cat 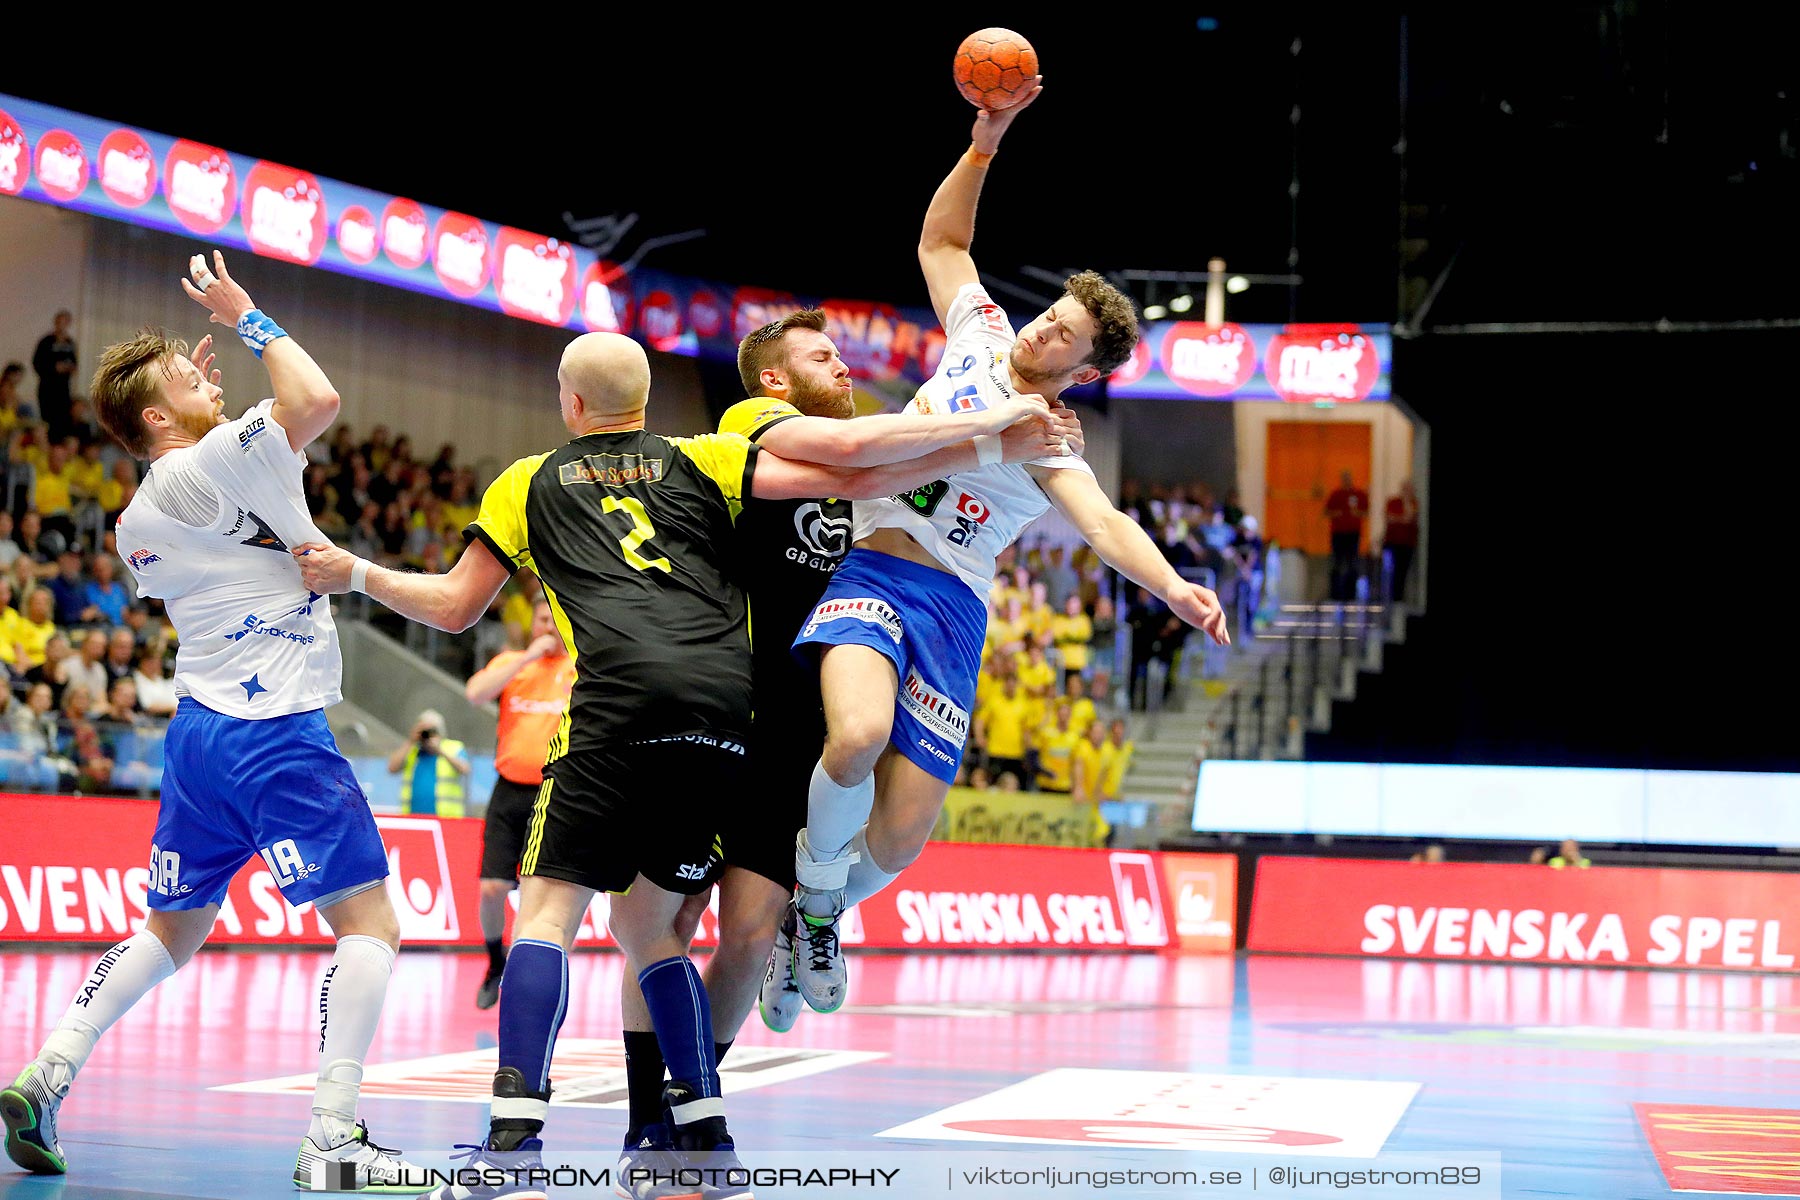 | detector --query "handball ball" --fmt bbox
[953,28,1039,111]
